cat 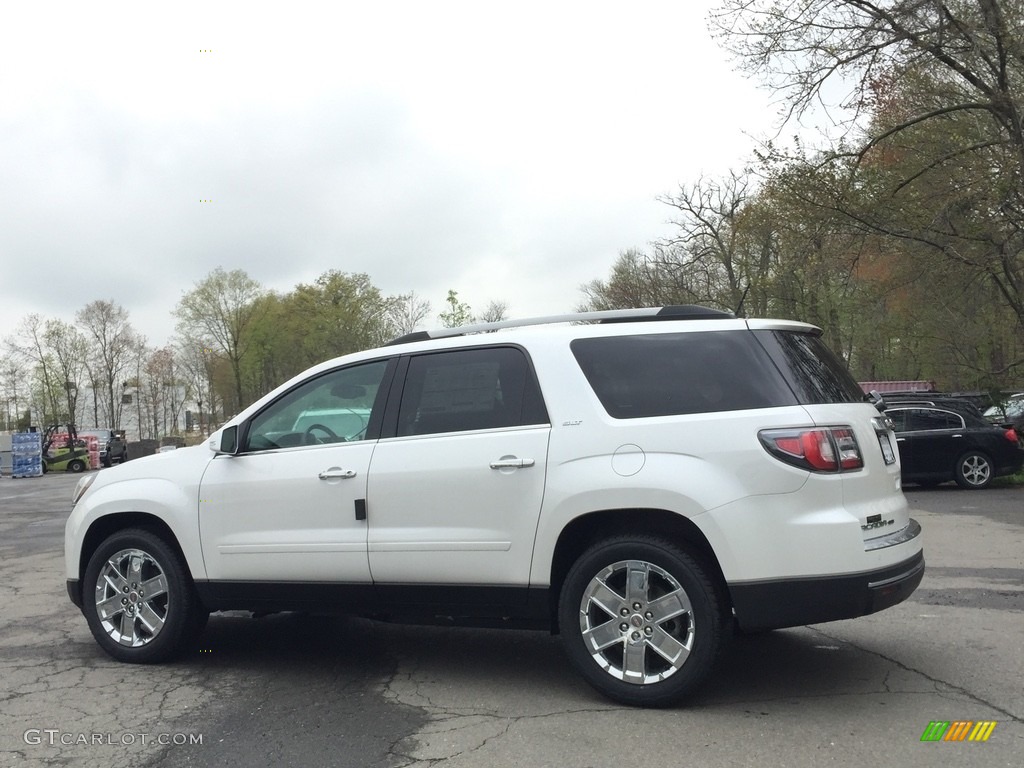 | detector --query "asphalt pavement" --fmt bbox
[1,472,1020,767]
